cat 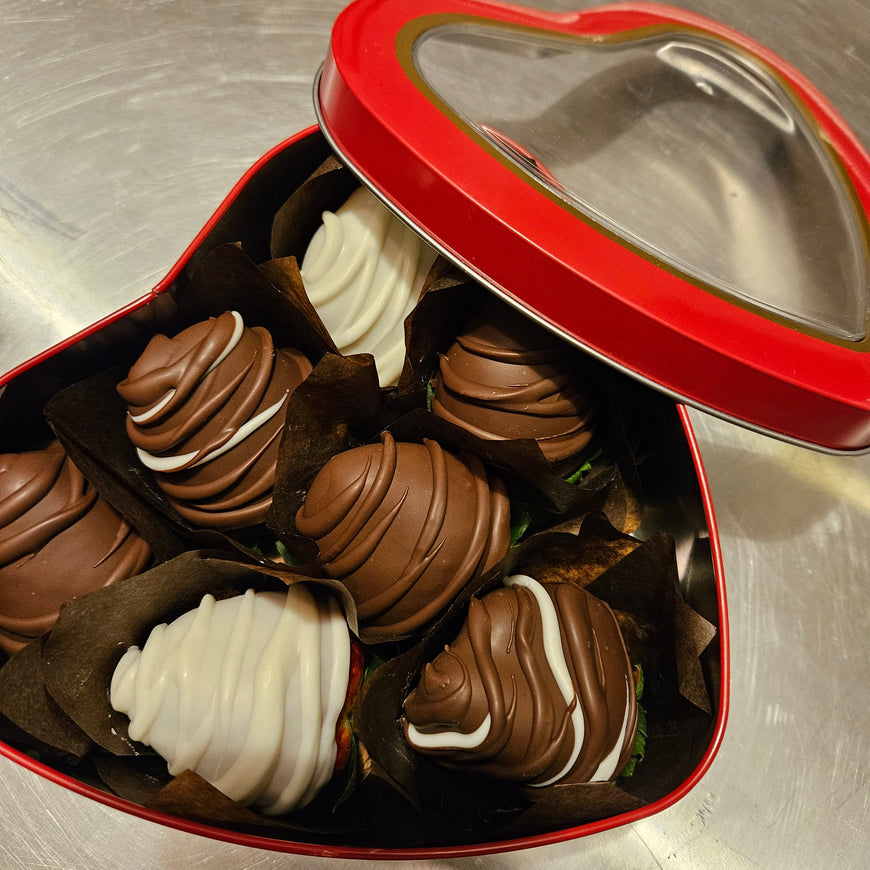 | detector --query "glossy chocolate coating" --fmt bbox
[432,303,595,468]
[0,440,151,655]
[118,310,312,529]
[110,586,351,815]
[295,431,510,638]
[403,574,638,785]
[300,186,438,387]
